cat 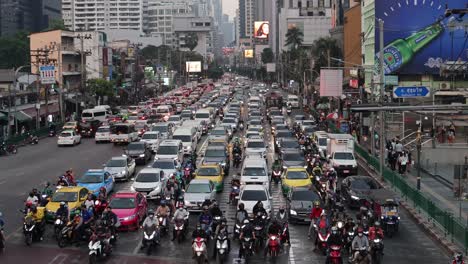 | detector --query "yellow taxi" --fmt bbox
[45,186,89,222]
[281,167,313,196]
[194,164,224,192]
